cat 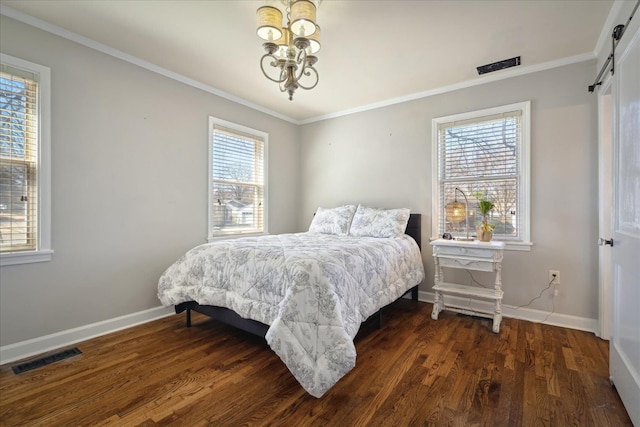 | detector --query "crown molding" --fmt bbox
[300,52,595,124]
[0,5,299,124]
[1,4,599,127]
